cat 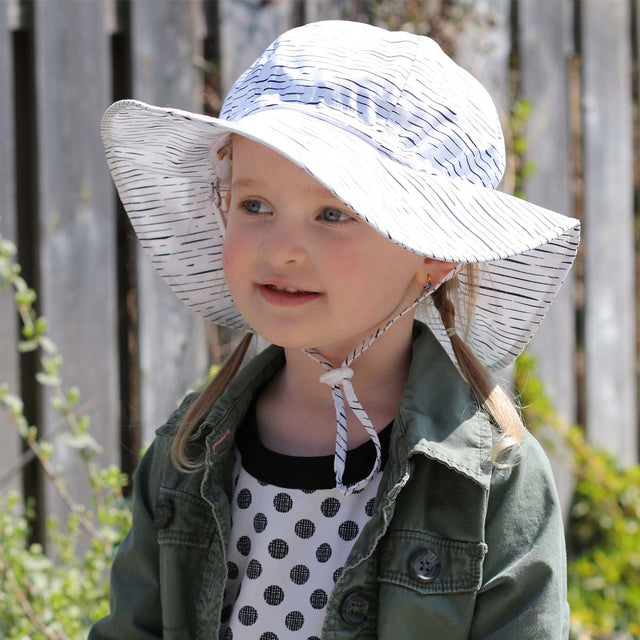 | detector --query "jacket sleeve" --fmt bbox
[88,435,169,639]
[470,433,569,639]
